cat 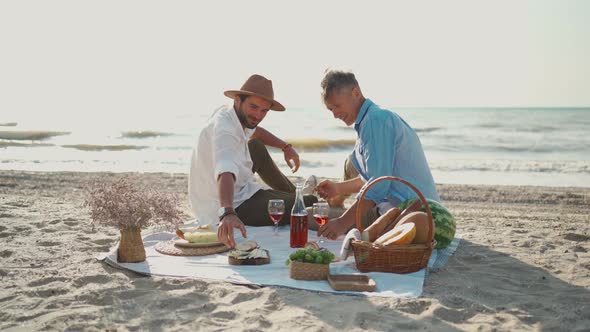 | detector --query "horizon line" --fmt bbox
[287,105,590,110]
